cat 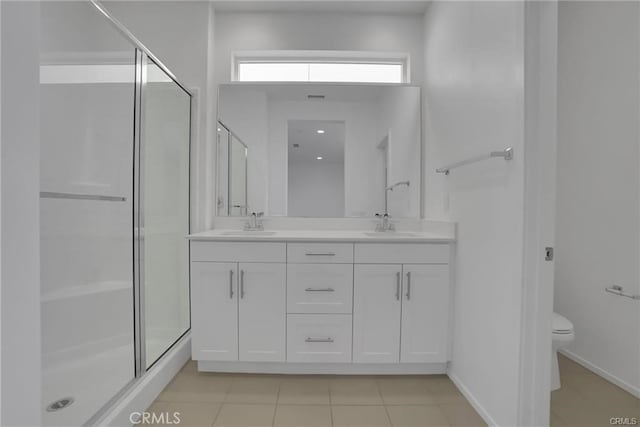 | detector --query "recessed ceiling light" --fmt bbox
[316,156,323,160]
[217,127,221,132]
[316,129,325,134]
